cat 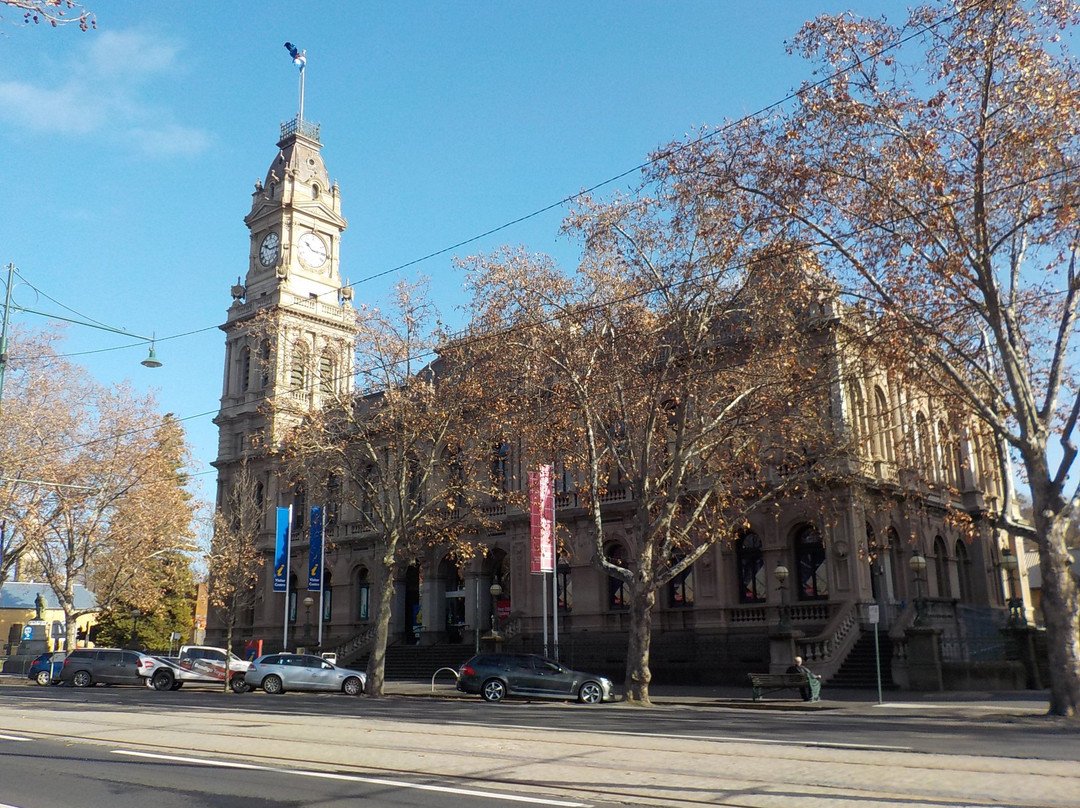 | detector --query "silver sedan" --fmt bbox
[244,653,366,696]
